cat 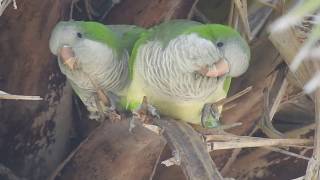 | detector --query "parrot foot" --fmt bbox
[128,116,136,133]
[108,110,121,123]
[92,91,121,123]
[201,103,221,128]
[105,97,121,123]
[133,96,160,124]
[88,111,101,121]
